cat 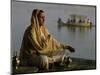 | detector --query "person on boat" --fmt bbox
[19,9,75,70]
